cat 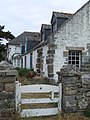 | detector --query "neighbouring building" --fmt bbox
[7,32,40,67]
